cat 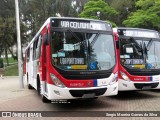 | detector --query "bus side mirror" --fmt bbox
[44,33,49,45]
[116,41,120,49]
